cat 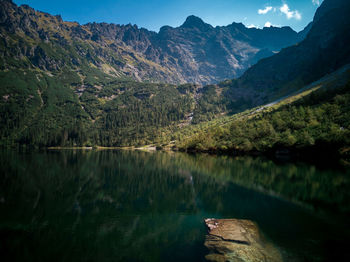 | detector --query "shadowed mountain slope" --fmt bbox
[219,0,350,112]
